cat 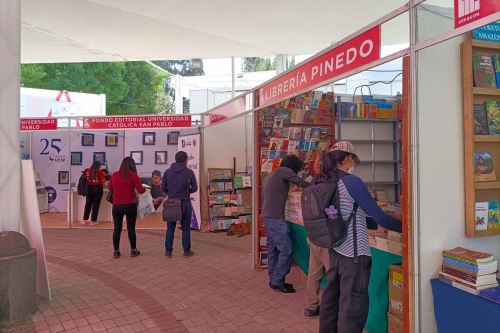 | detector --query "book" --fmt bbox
[474,152,496,182]
[261,127,272,139]
[486,100,500,135]
[479,285,500,304]
[488,200,500,229]
[494,54,500,89]
[475,201,489,231]
[443,247,495,263]
[272,128,286,138]
[262,116,274,128]
[438,271,498,288]
[473,54,496,88]
[439,276,498,295]
[473,103,489,135]
[441,266,498,285]
[442,262,496,277]
[273,116,284,128]
[288,140,299,155]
